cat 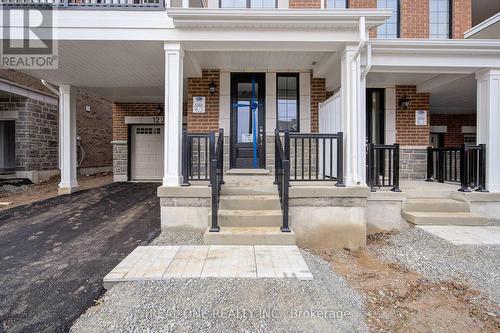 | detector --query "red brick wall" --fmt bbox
[430,113,476,147]
[113,103,161,141]
[400,0,429,38]
[452,0,472,39]
[187,70,220,133]
[76,89,113,168]
[395,85,430,146]
[311,76,326,133]
[289,0,321,8]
